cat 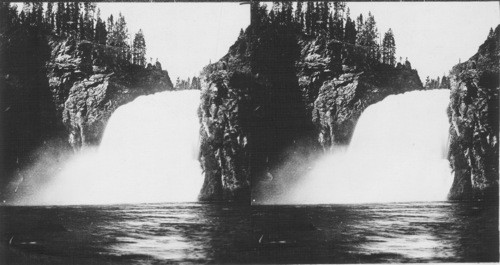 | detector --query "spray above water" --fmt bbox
[285,89,453,204]
[20,90,203,205]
